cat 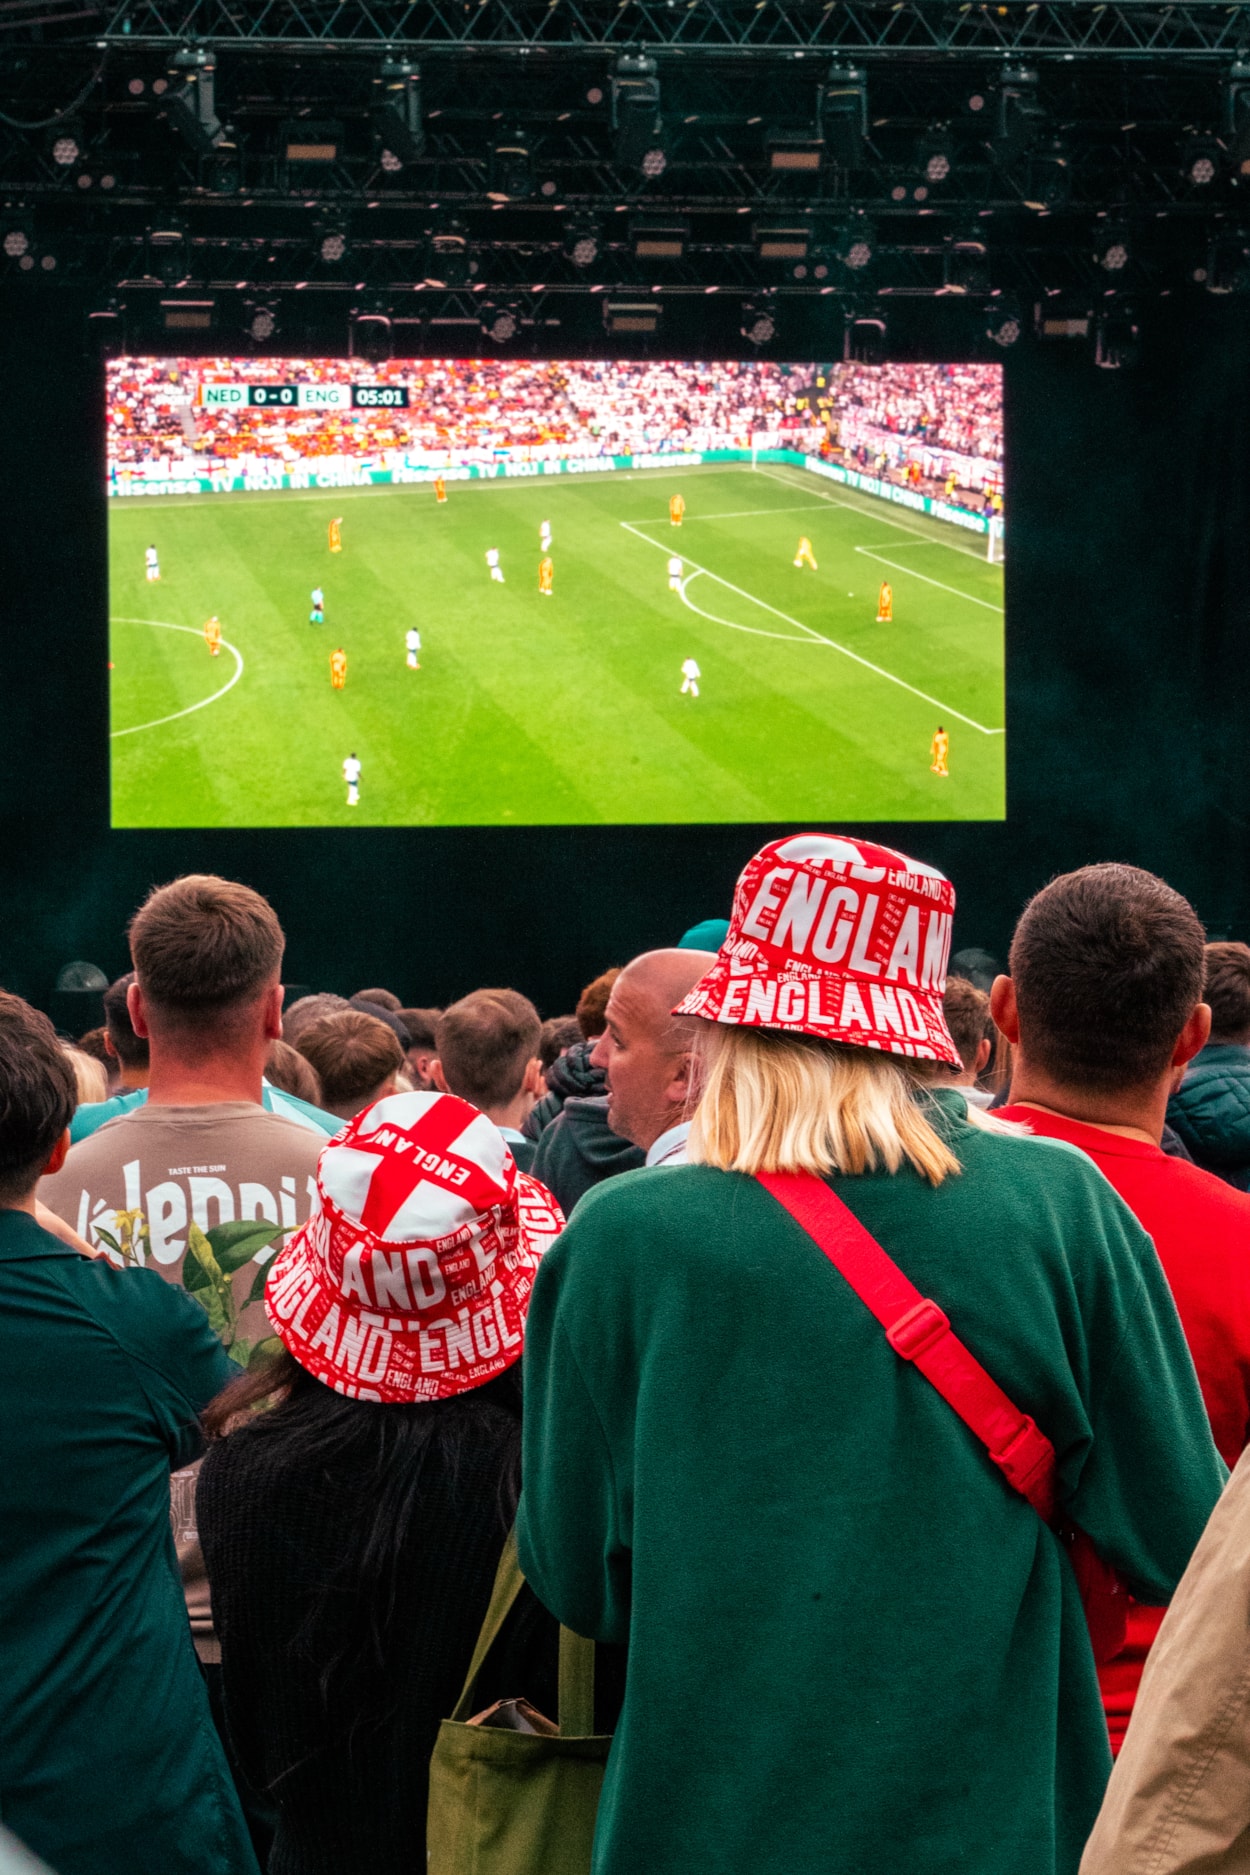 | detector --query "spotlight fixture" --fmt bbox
[1022,138,1071,211]
[766,133,824,175]
[631,217,686,260]
[46,120,85,168]
[833,215,874,271]
[350,311,393,363]
[373,55,424,168]
[612,54,665,174]
[917,132,955,188]
[741,301,776,348]
[844,310,887,366]
[480,302,519,345]
[820,64,867,169]
[1180,136,1222,188]
[985,299,1022,347]
[564,218,600,268]
[161,298,214,332]
[755,222,811,261]
[1201,228,1250,294]
[1094,307,1140,370]
[200,143,241,195]
[1,211,35,267]
[489,129,533,203]
[281,120,342,165]
[942,227,990,295]
[993,67,1043,159]
[147,217,188,287]
[163,48,223,156]
[316,217,348,266]
[423,218,474,288]
[1093,223,1131,274]
[1225,61,1250,177]
[603,298,660,335]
